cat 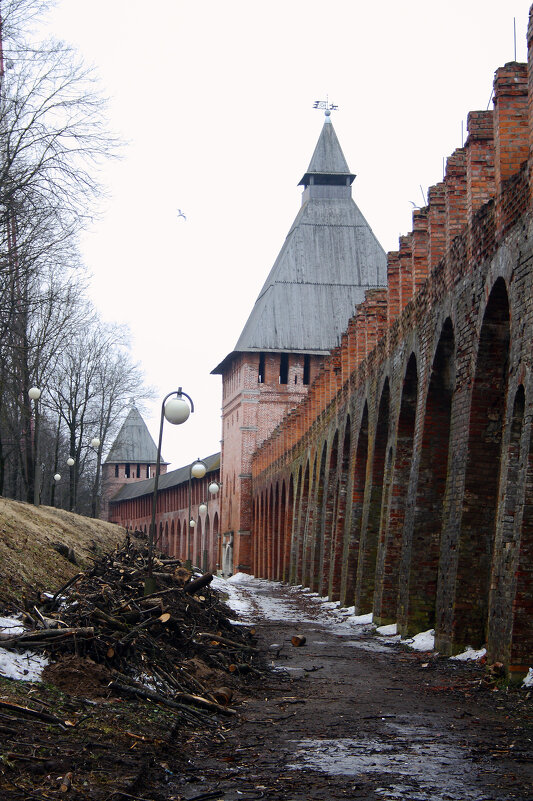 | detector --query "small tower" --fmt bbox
[212,111,387,574]
[100,403,166,521]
